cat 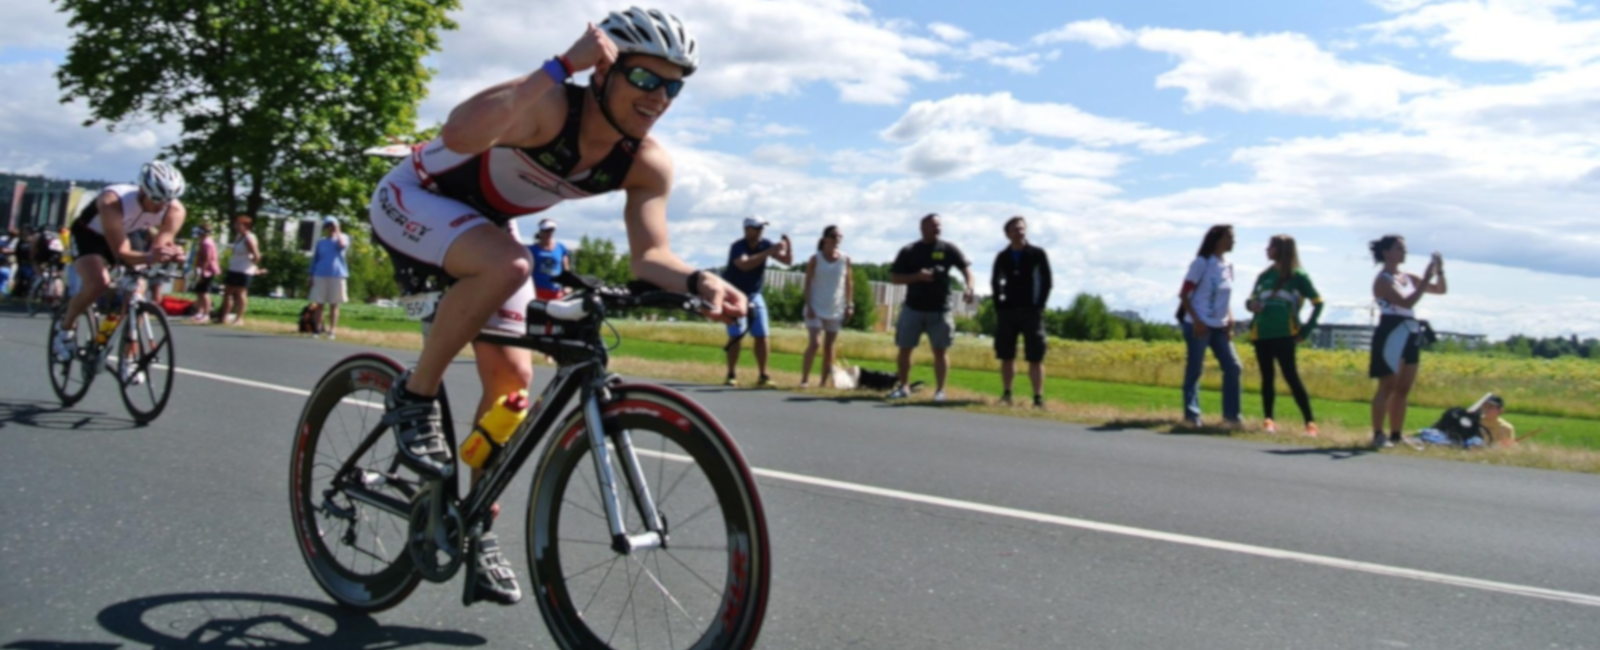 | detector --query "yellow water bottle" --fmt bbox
[95,314,120,345]
[459,390,531,470]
